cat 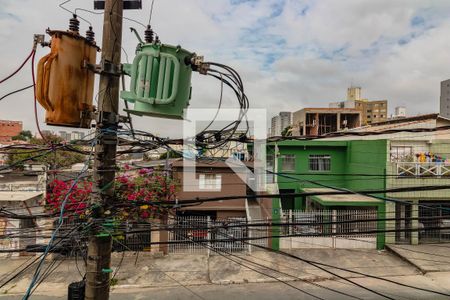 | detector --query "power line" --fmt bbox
[249,242,450,298]
[0,84,34,102]
[0,49,34,84]
[23,142,95,299]
[171,229,326,300]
